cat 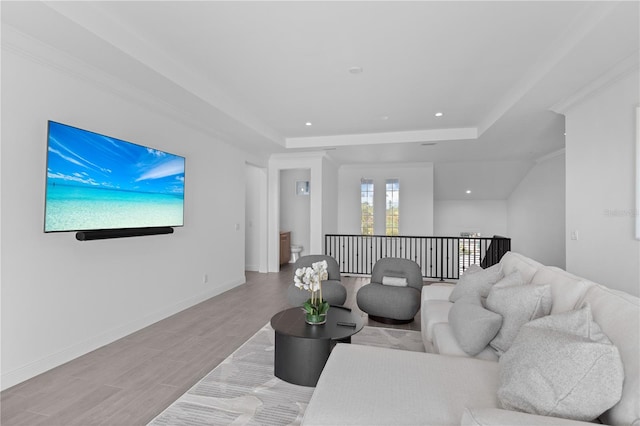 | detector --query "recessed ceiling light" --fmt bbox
[435,112,444,117]
[466,190,472,194]
[305,122,312,126]
[380,116,389,121]
[348,66,363,74]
